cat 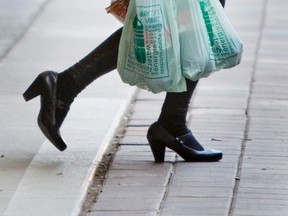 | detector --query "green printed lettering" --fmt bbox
[133,15,147,64]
